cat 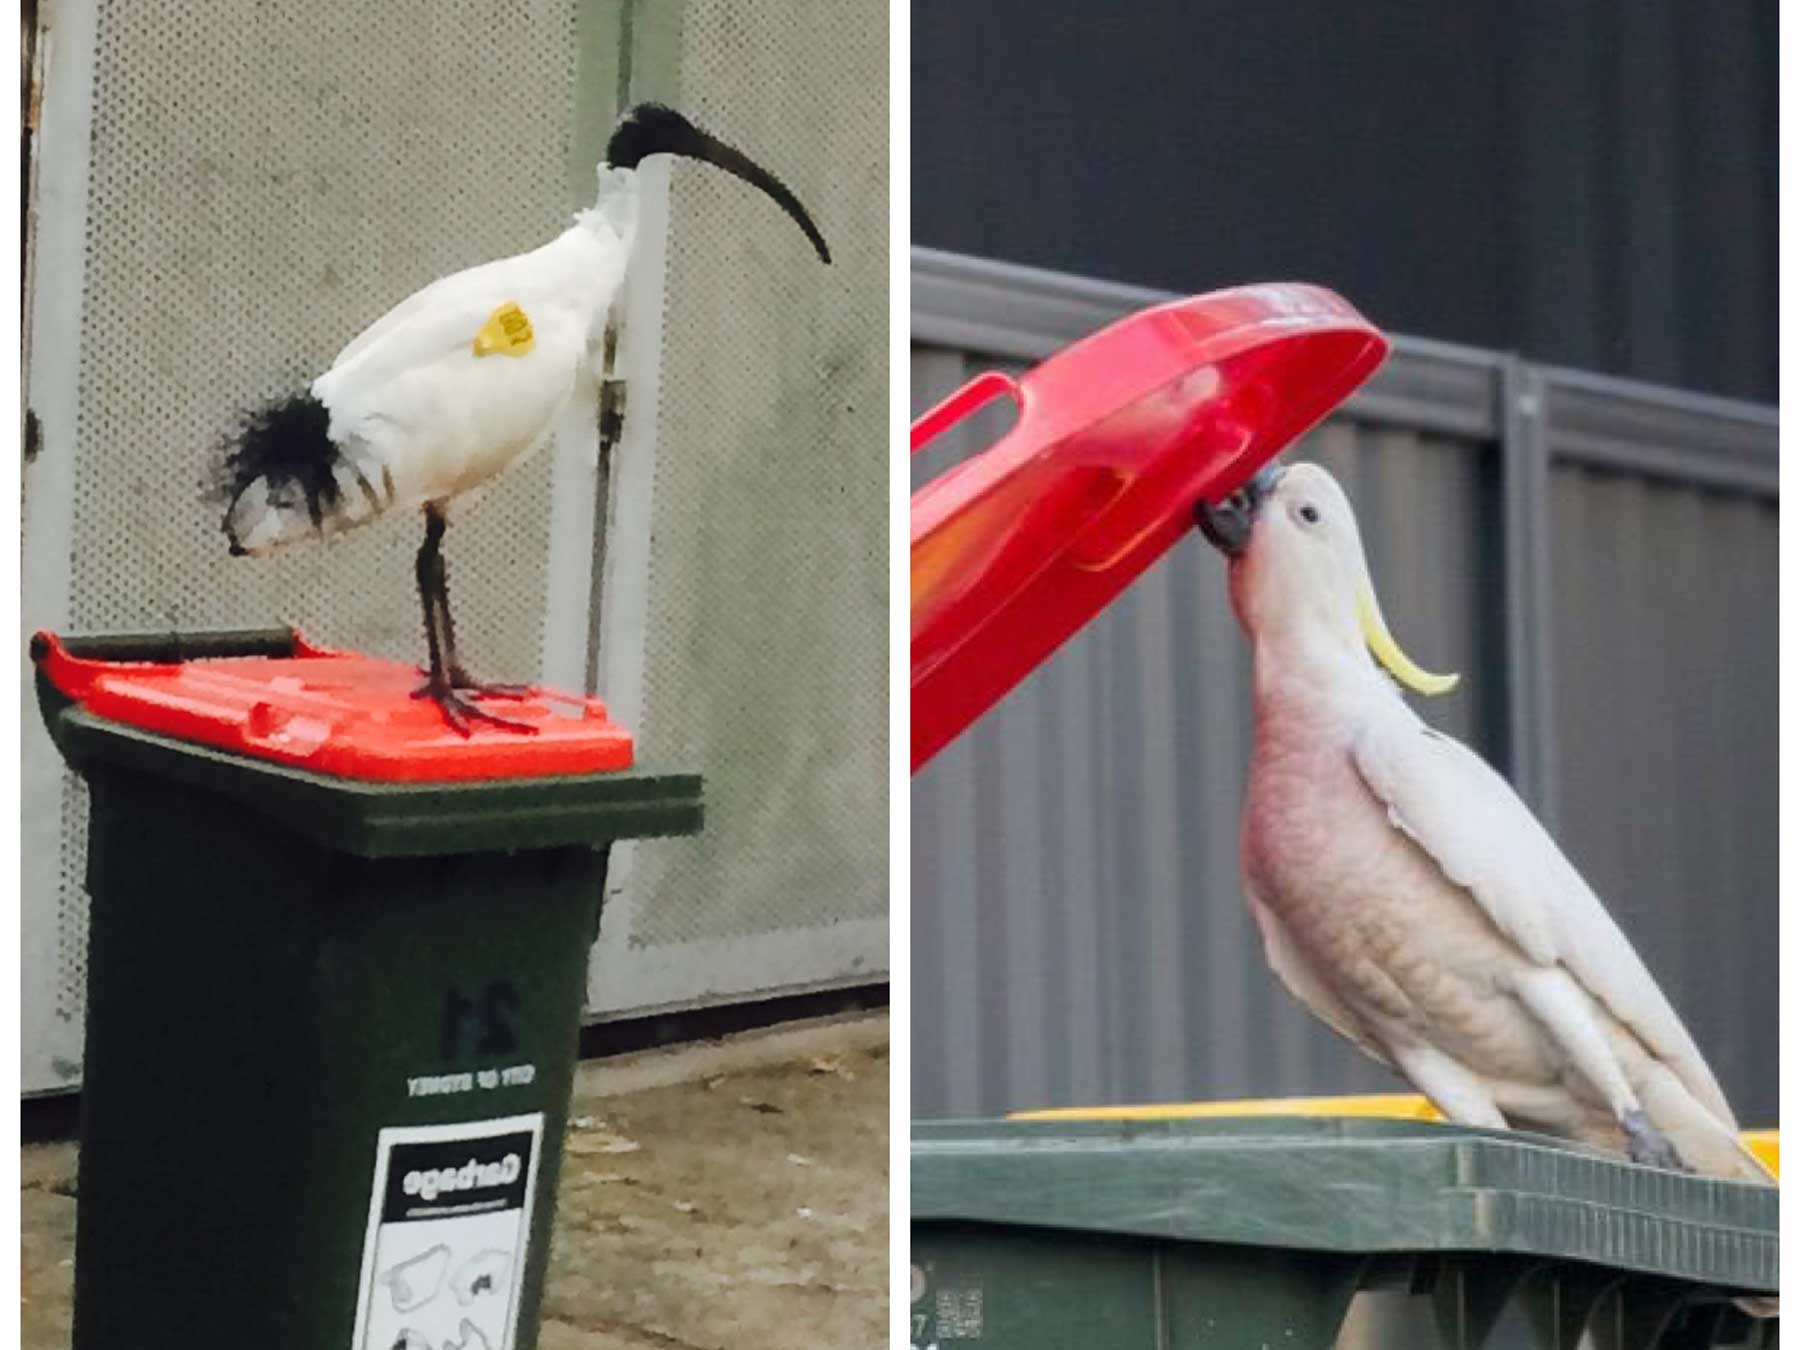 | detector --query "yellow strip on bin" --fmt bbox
[1010,1094,1778,1178]
[1742,1129,1779,1177]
